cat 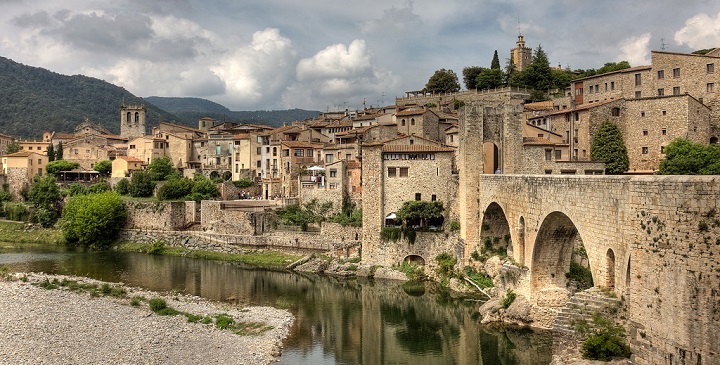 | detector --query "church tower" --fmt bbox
[120,104,146,139]
[511,34,532,72]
